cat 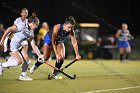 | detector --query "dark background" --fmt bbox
[0,0,140,59]
[0,0,139,35]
